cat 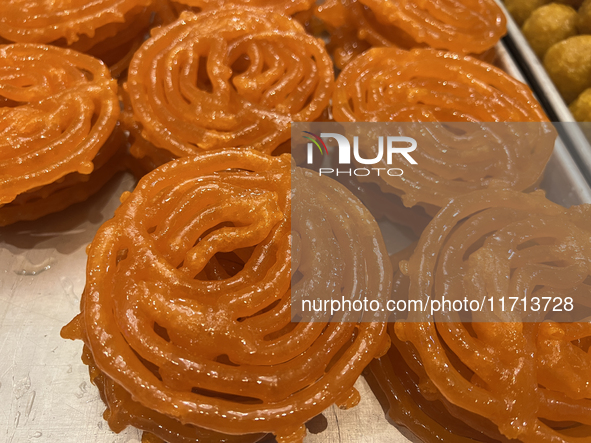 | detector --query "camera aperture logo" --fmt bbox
[303,132,417,177]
